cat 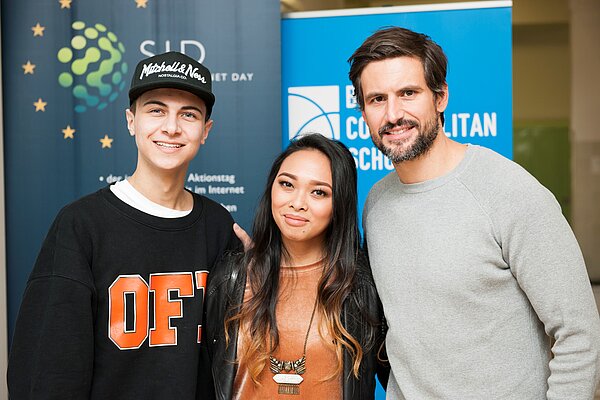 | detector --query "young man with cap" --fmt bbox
[8,51,238,399]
